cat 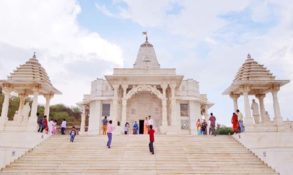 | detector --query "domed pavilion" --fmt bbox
[223,54,290,131]
[0,53,61,131]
